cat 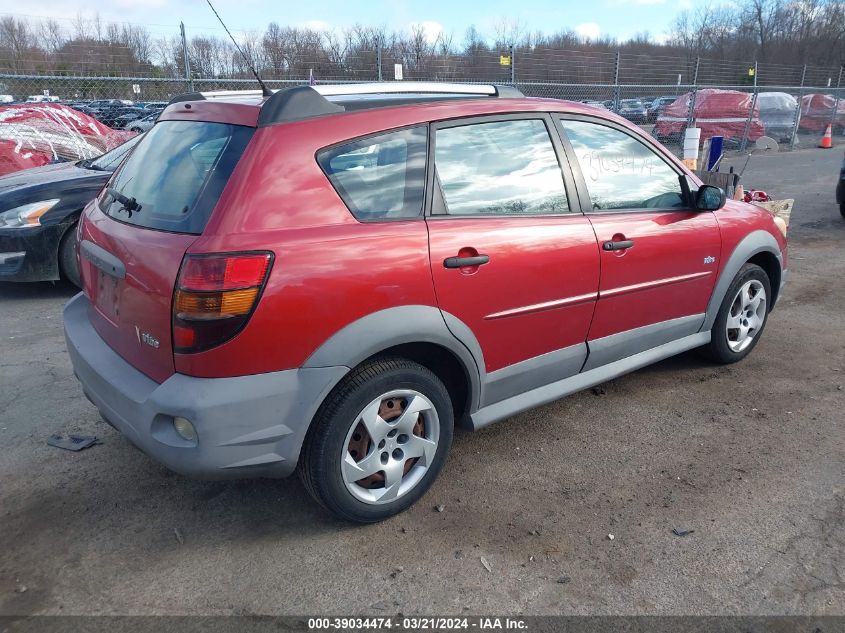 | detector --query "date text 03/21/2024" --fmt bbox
[307,617,528,631]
